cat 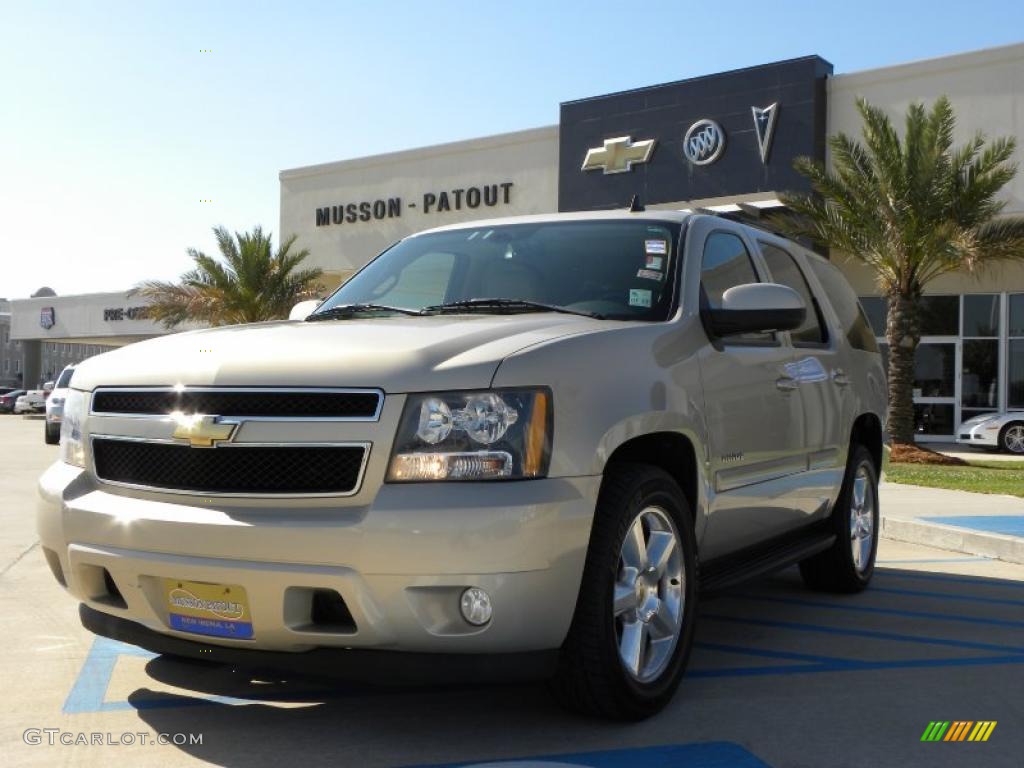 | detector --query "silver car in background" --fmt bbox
[957,411,1024,454]
[45,365,77,444]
